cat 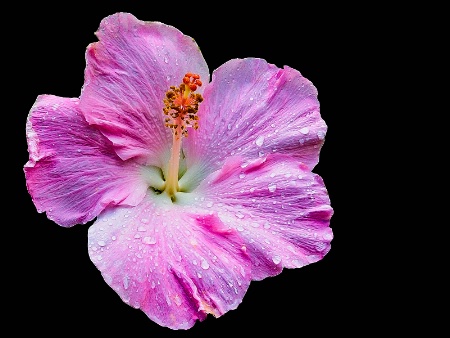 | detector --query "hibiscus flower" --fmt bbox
[24,12,333,330]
